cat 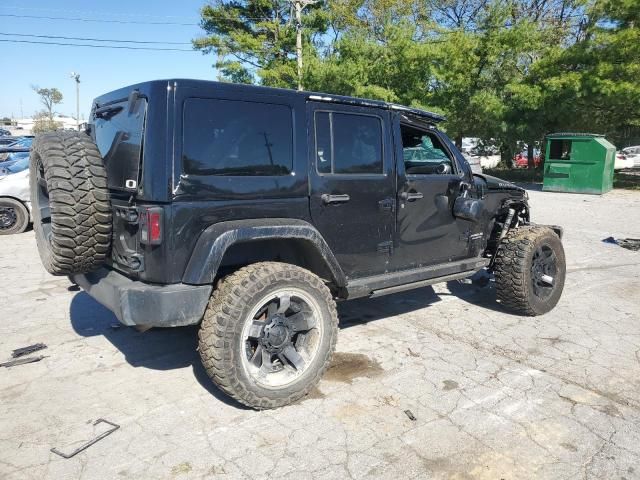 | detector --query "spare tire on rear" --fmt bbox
[30,131,112,276]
